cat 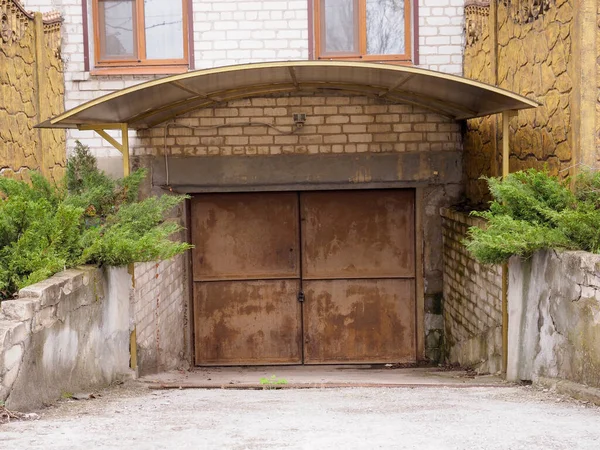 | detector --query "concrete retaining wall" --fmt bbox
[0,266,132,411]
[508,250,600,388]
